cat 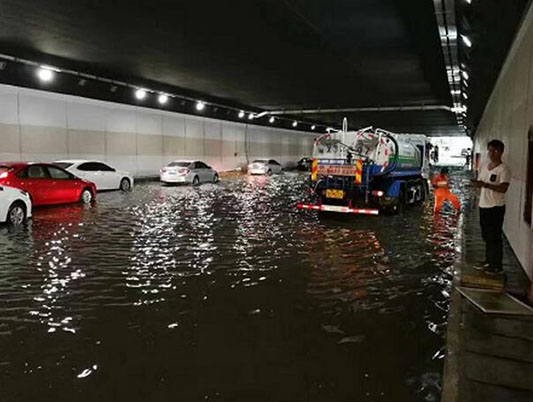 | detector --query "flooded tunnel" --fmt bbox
[0,1,533,401]
[0,173,461,401]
